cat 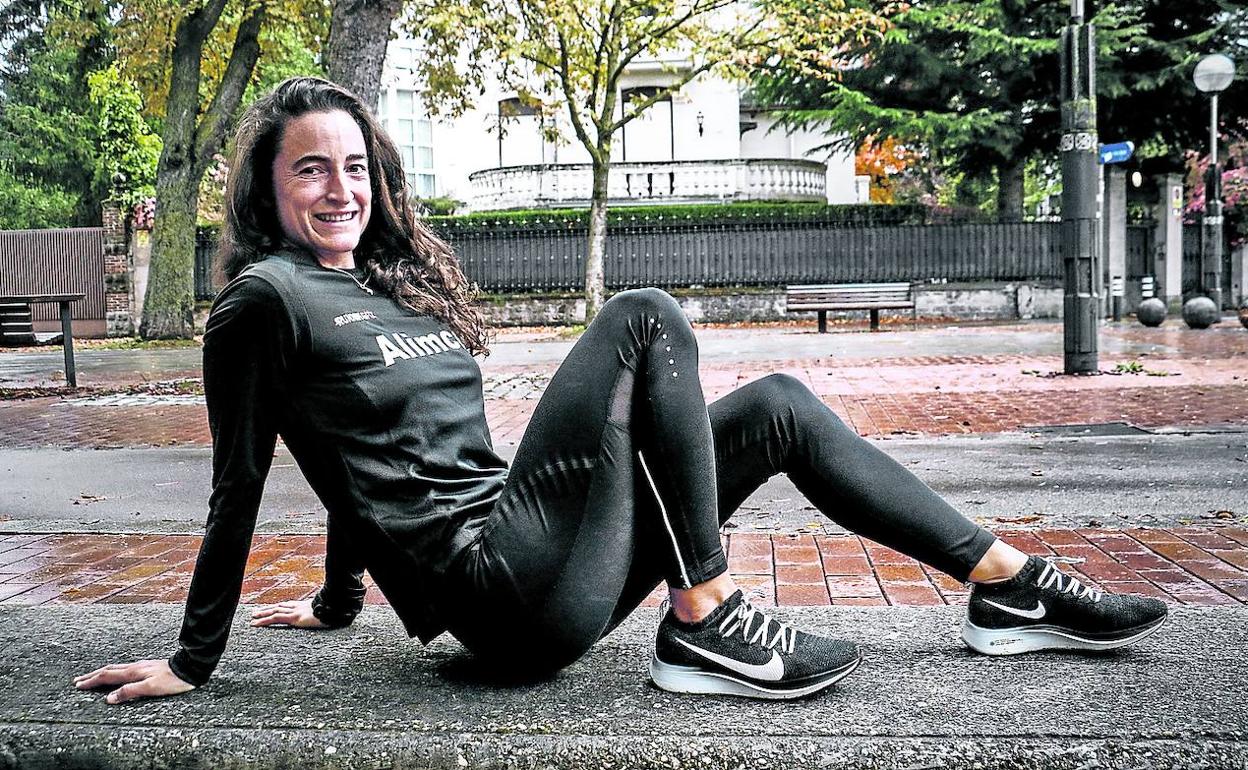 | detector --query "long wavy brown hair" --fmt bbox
[218,76,489,355]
